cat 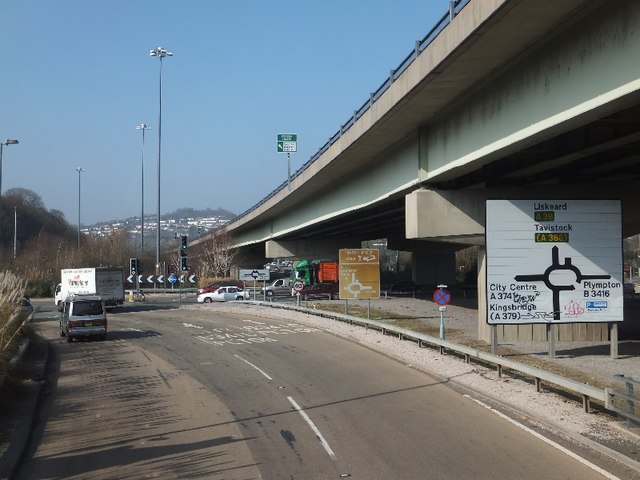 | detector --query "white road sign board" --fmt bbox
[240,269,270,281]
[486,199,623,324]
